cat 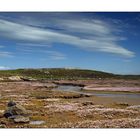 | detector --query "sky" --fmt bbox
[0,12,140,74]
